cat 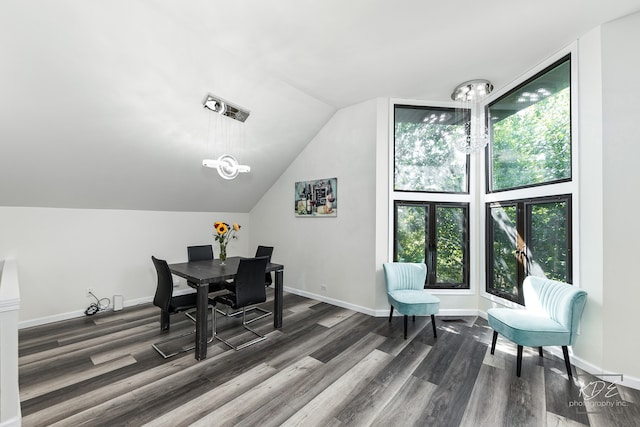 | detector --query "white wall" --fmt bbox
[601,11,640,379]
[250,99,379,313]
[574,26,605,373]
[0,207,249,325]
